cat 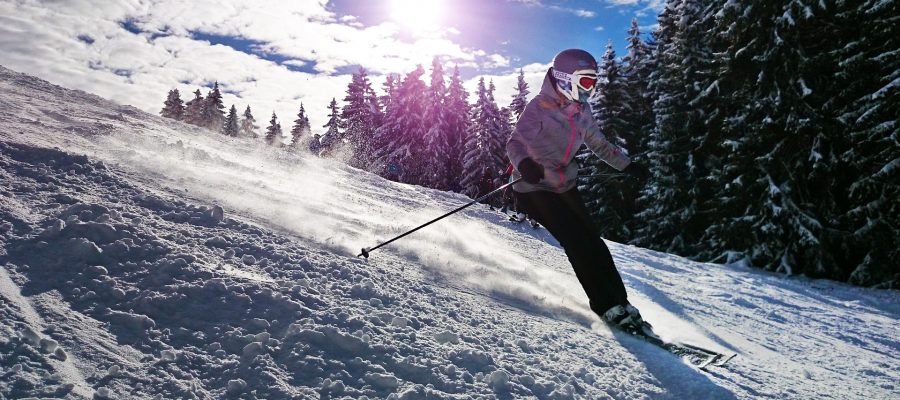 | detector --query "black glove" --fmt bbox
[624,162,649,181]
[518,158,545,184]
